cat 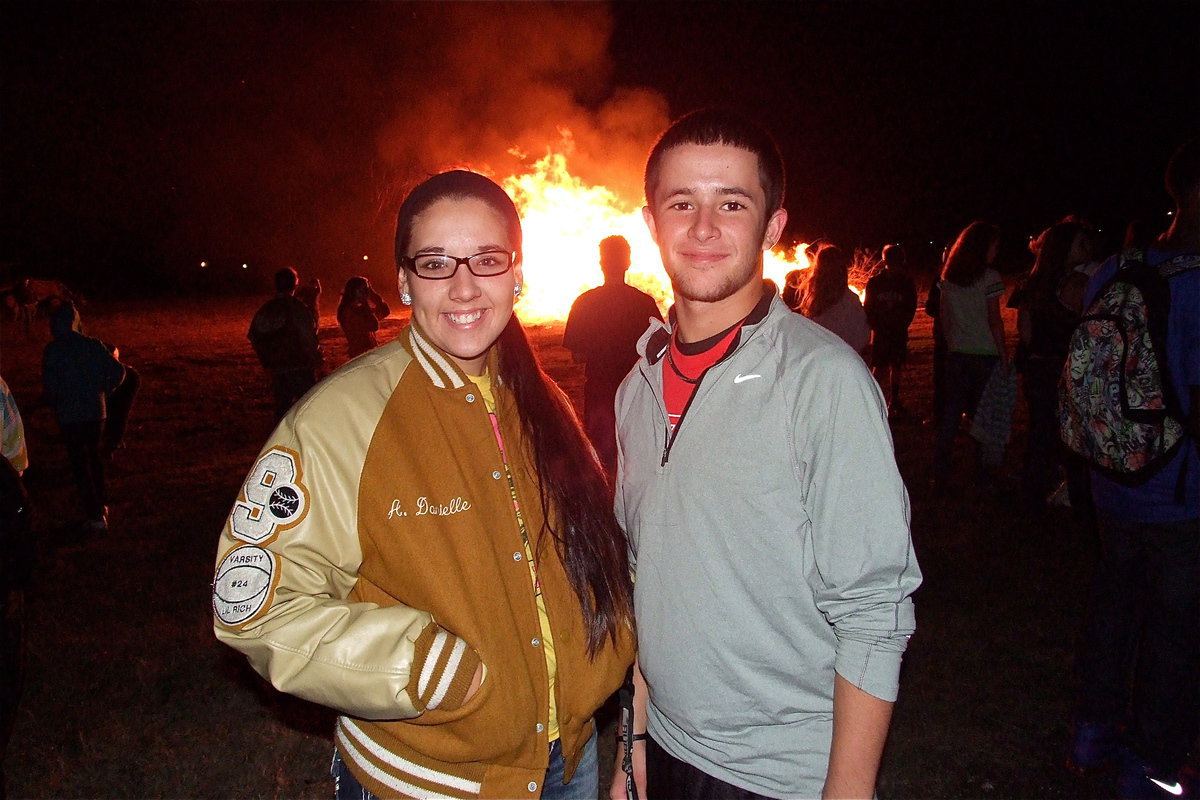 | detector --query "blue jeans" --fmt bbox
[543,728,598,800]
[331,727,598,800]
[1074,514,1200,774]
